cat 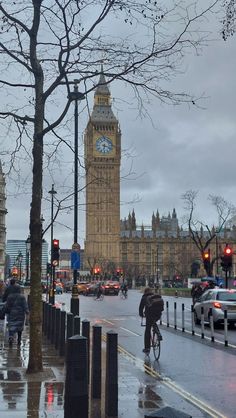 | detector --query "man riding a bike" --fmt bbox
[120,279,128,297]
[139,287,164,354]
[95,282,103,300]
